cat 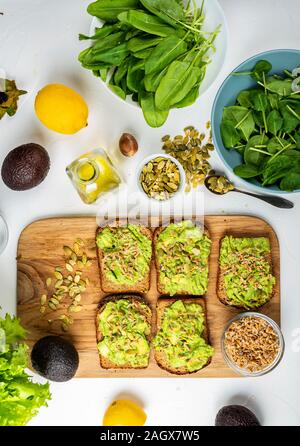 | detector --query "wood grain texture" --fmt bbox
[17,215,280,378]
